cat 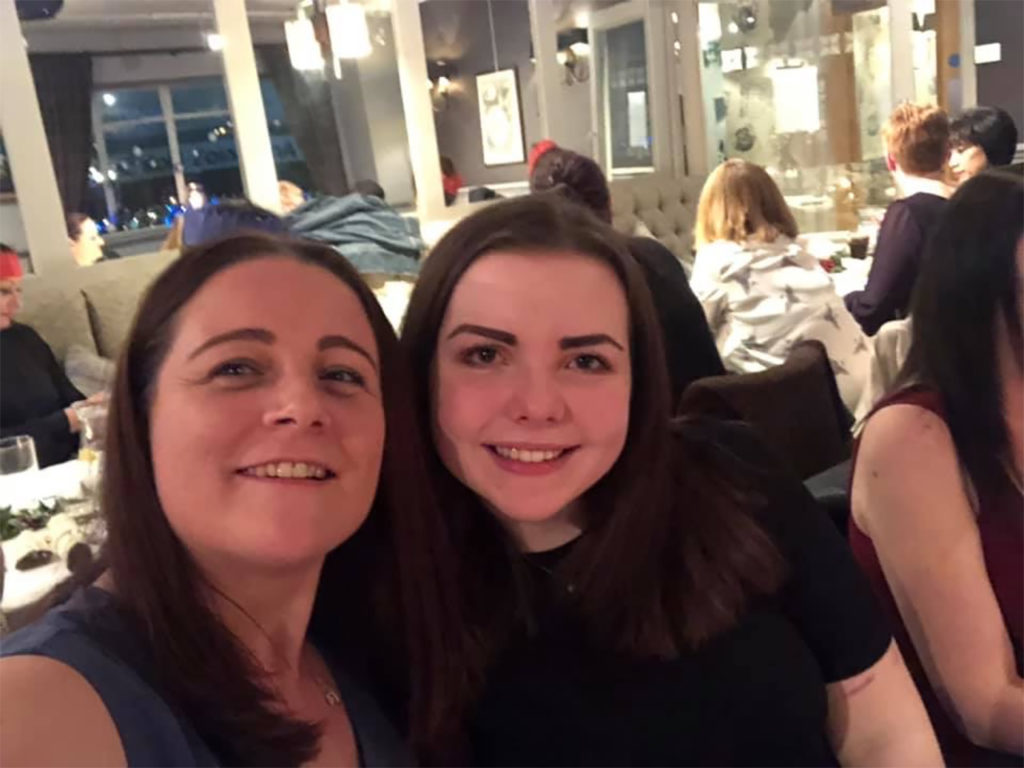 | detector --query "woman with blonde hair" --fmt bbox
[690,159,869,411]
